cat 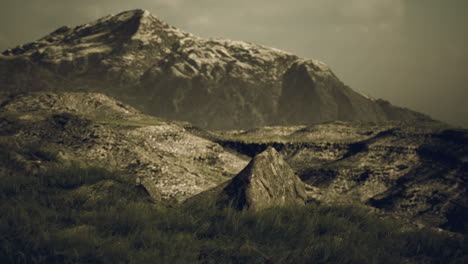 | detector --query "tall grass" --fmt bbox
[0,147,466,263]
